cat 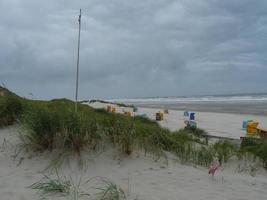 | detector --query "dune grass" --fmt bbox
[30,175,126,200]
[1,87,267,169]
[0,89,23,127]
[212,140,238,165]
[95,178,126,200]
[18,97,217,166]
[241,138,267,168]
[29,175,70,197]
